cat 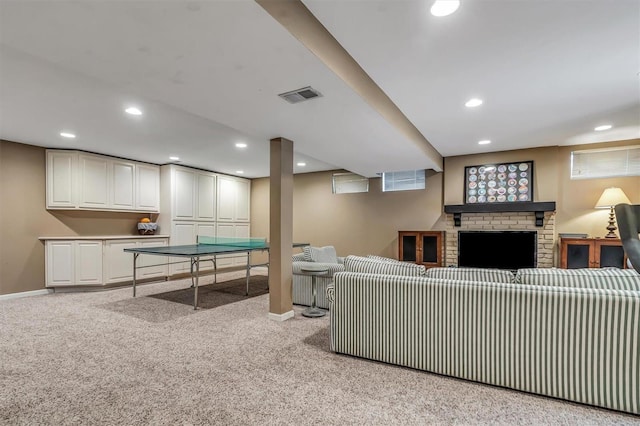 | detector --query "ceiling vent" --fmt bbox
[278,86,322,104]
